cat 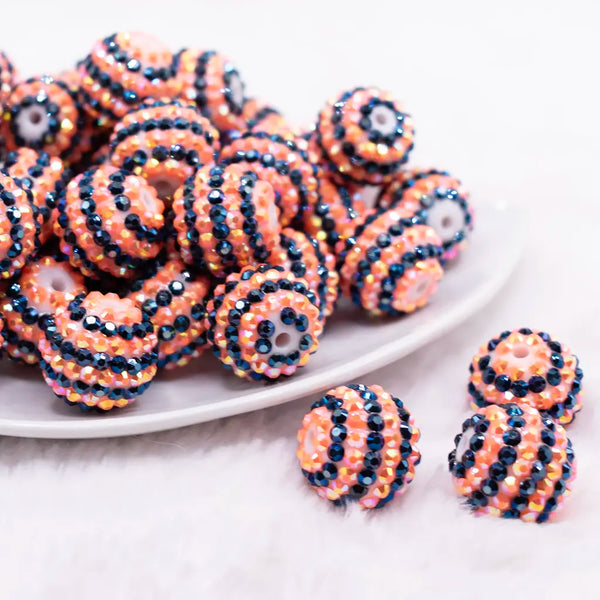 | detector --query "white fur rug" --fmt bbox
[1,1,599,598]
